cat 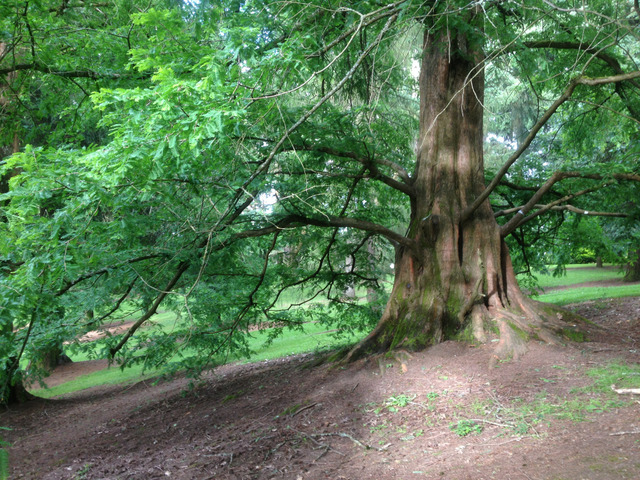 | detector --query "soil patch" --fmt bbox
[3,297,640,479]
